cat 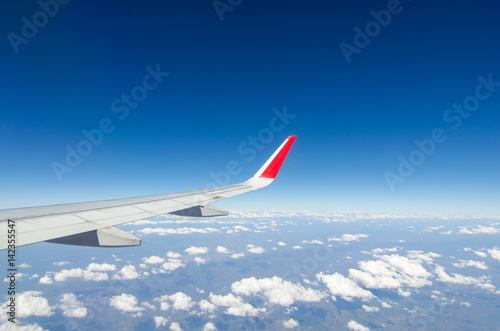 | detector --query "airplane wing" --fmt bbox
[0,136,296,250]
